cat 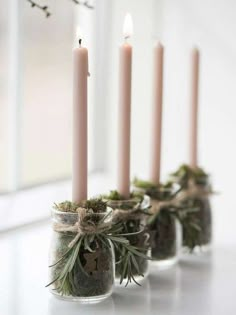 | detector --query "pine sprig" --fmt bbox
[47,208,150,295]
